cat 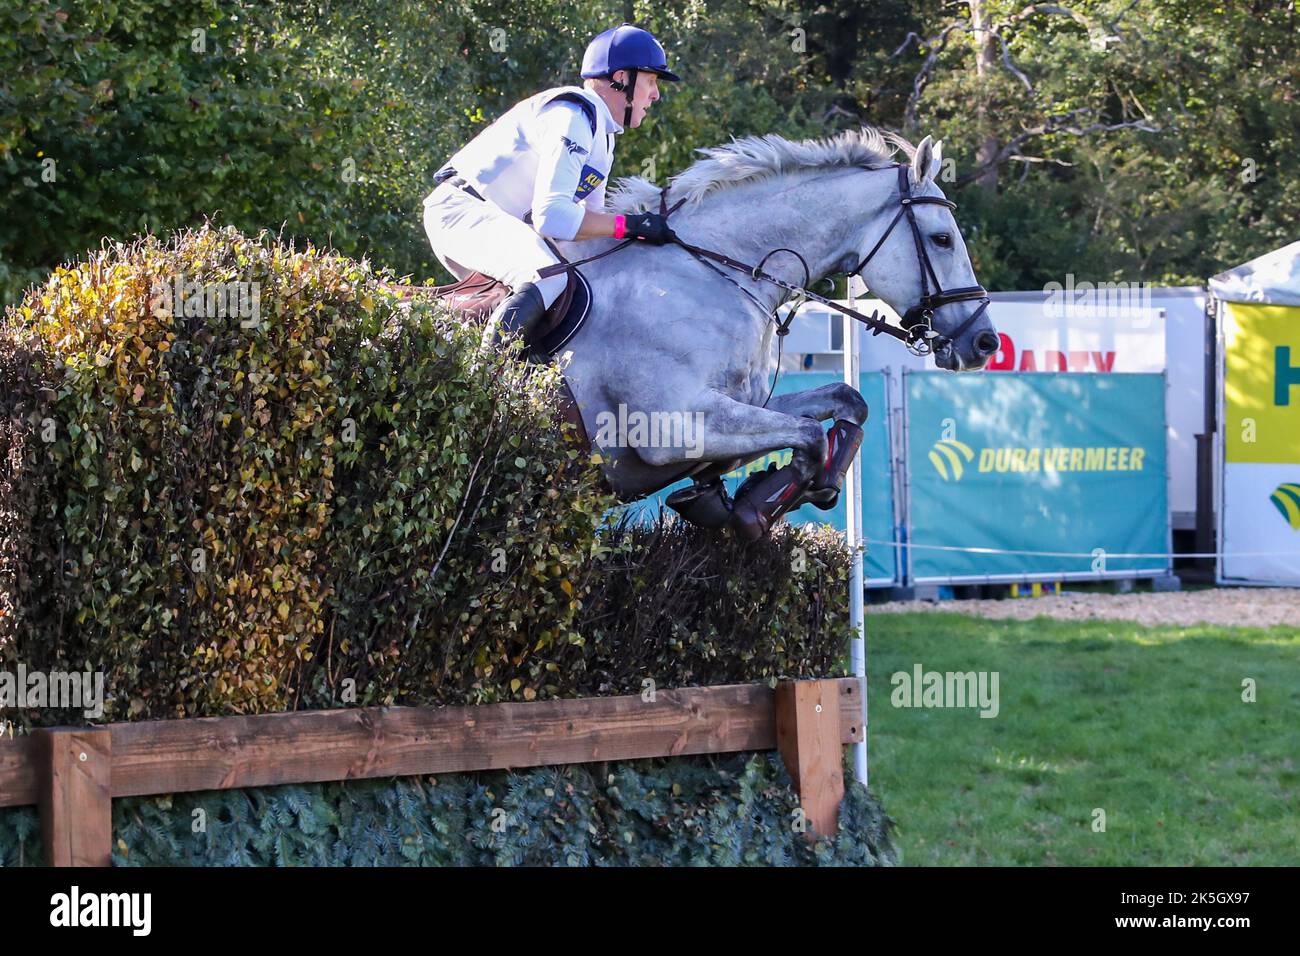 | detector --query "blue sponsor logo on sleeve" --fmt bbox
[575,165,605,200]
